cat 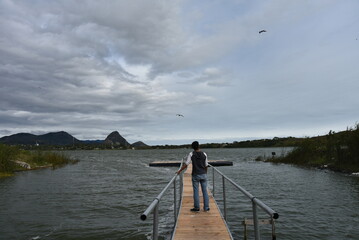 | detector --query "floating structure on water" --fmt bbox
[149,160,233,167]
